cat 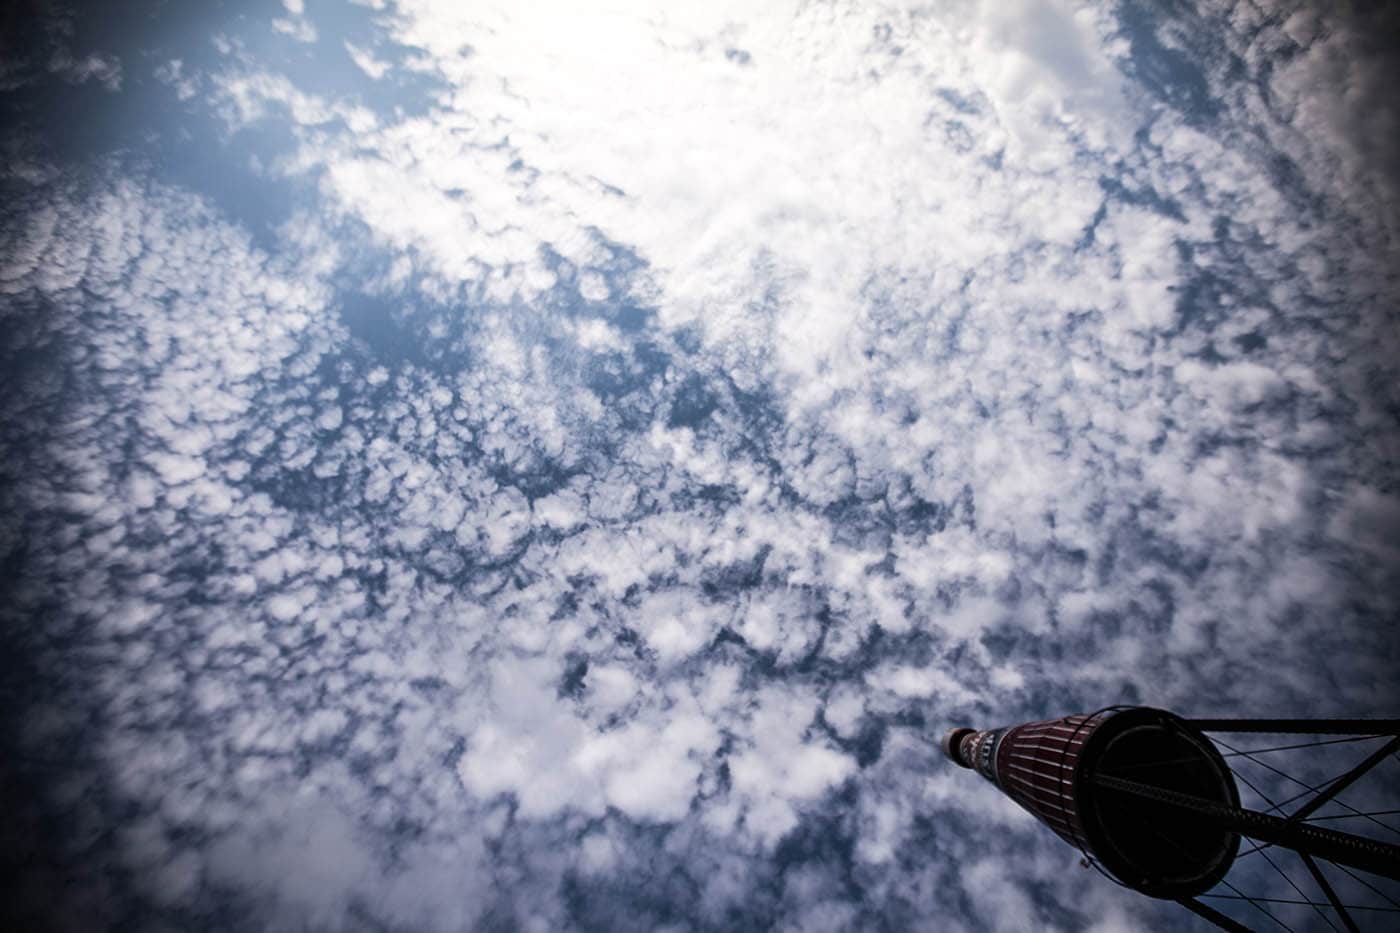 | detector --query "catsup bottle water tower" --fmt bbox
[943,707,1400,931]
